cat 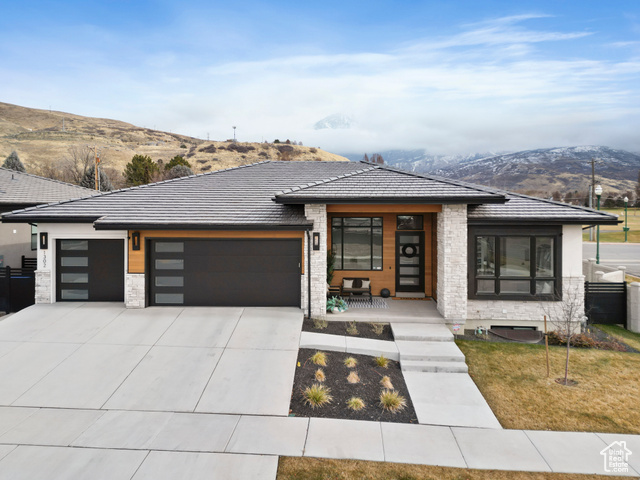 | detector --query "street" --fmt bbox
[583,243,640,277]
